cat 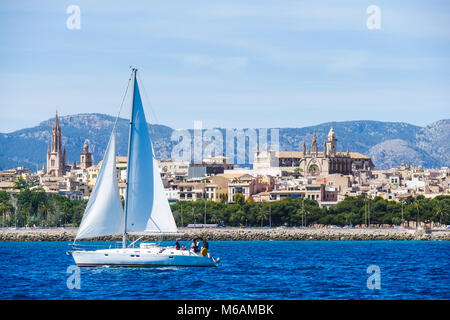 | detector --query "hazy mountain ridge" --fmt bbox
[0,114,448,171]
[0,113,174,171]
[414,119,450,167]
